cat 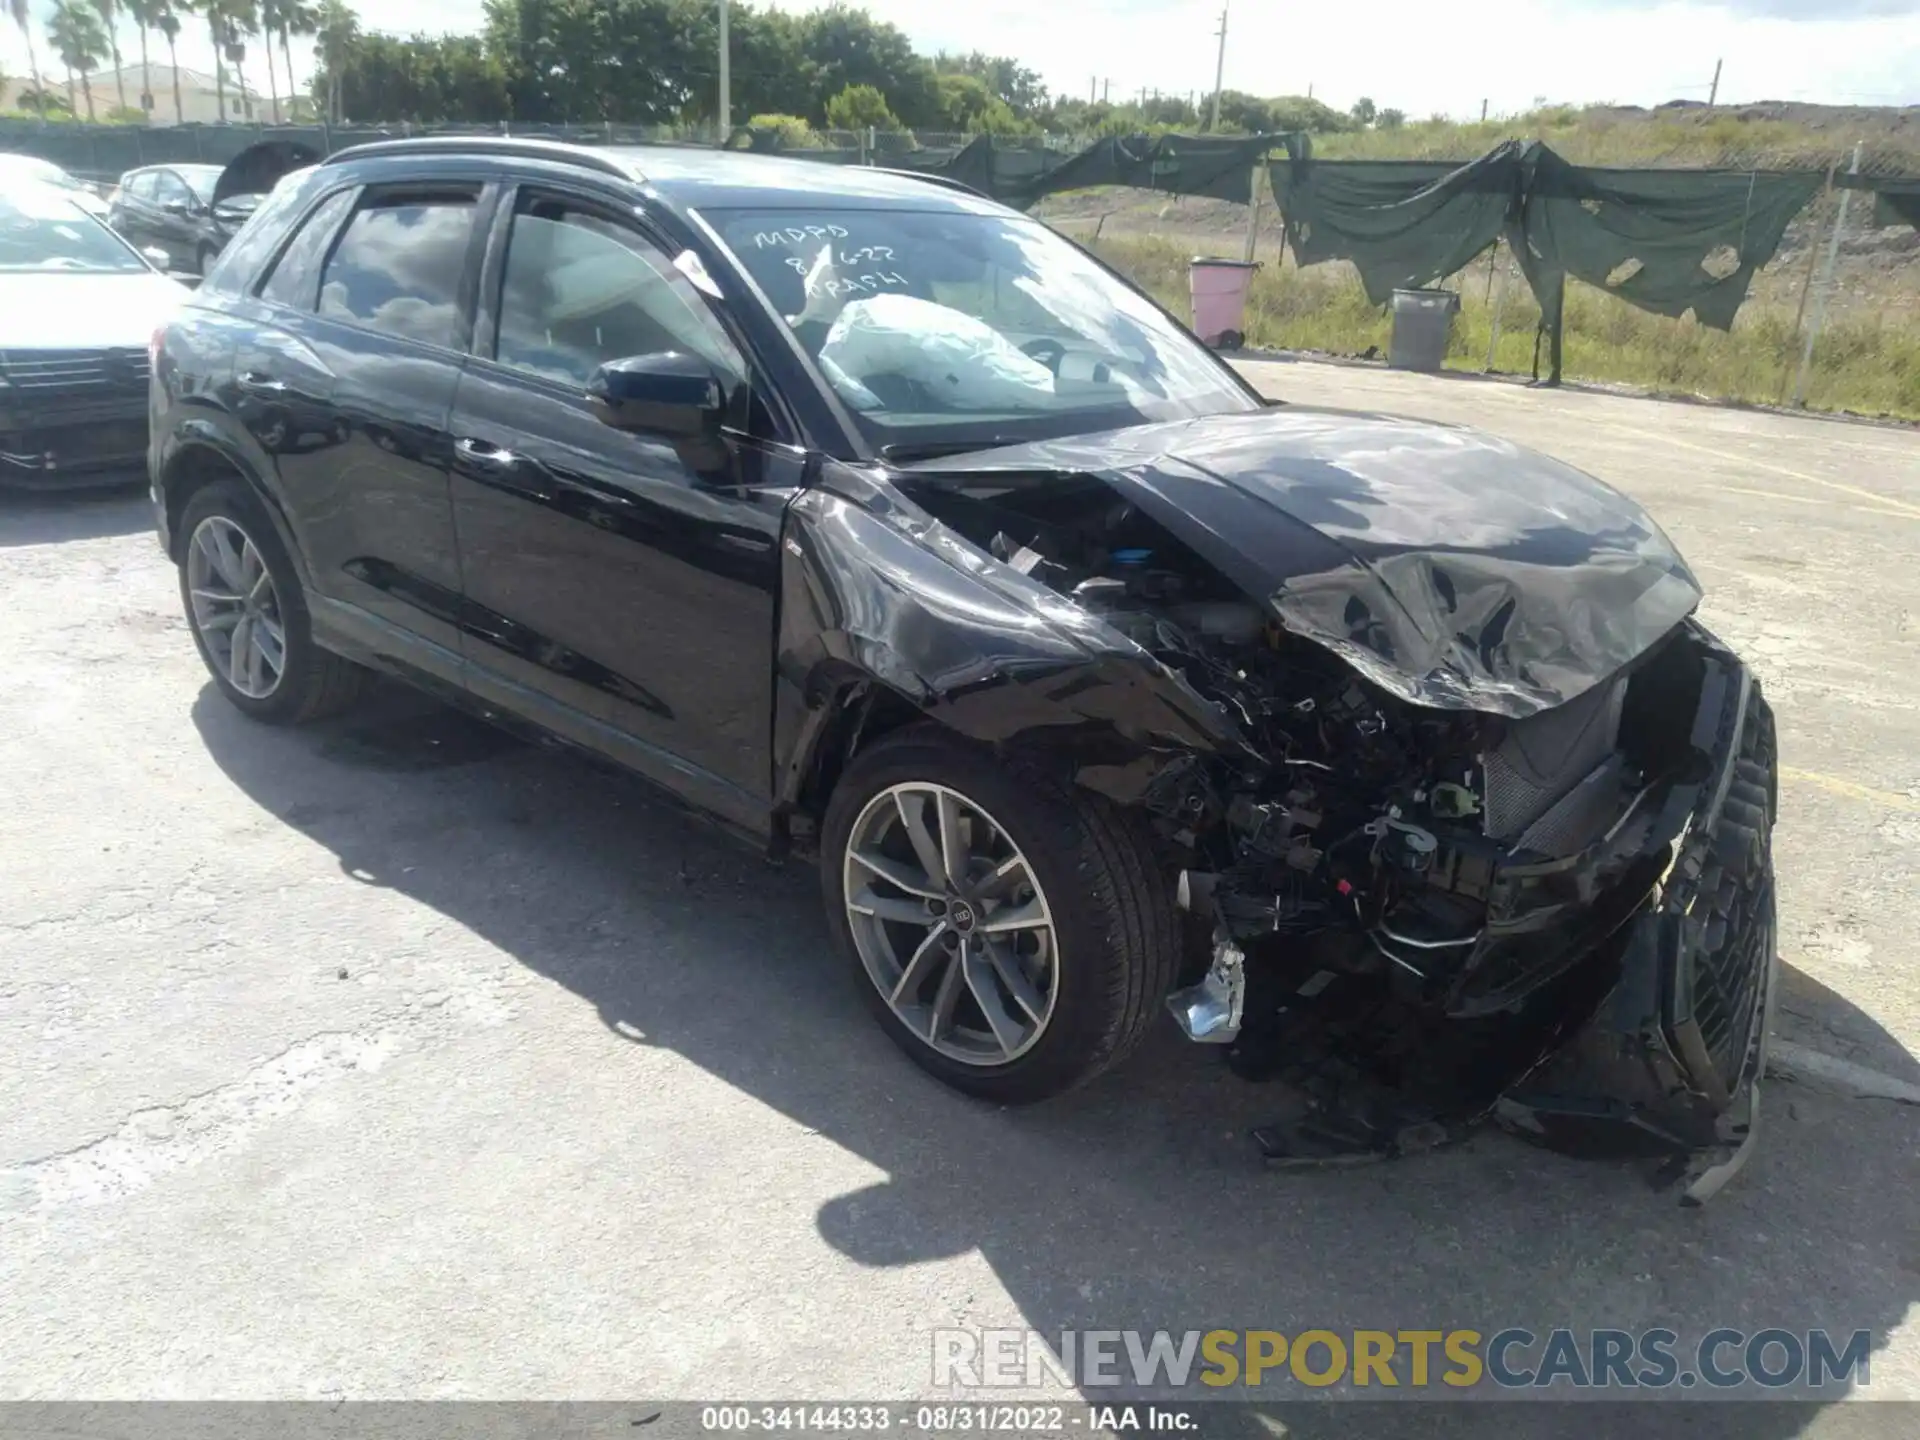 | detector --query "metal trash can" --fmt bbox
[1388,287,1460,372]
[1189,257,1261,349]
